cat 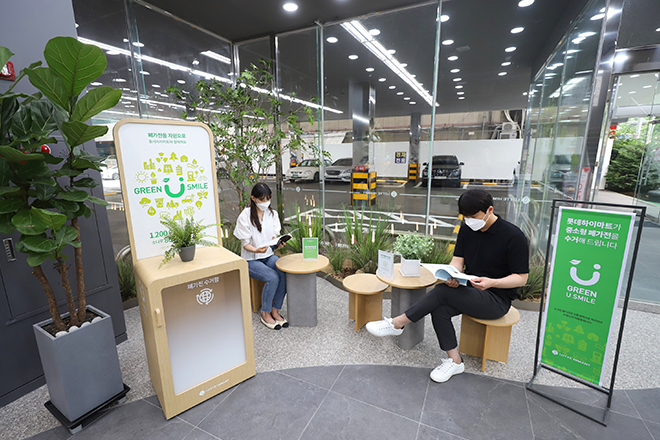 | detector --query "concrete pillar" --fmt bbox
[349,82,375,167]
[409,112,421,181]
